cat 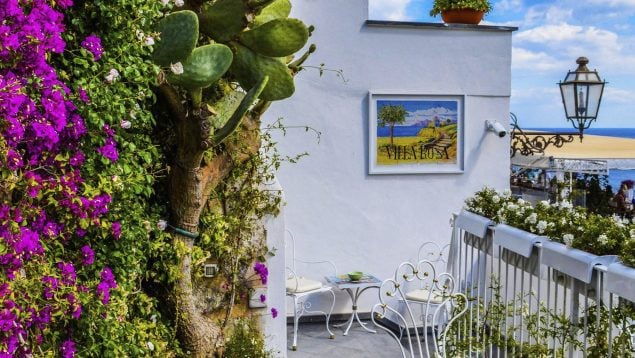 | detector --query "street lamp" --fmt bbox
[559,57,606,140]
[510,57,606,157]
